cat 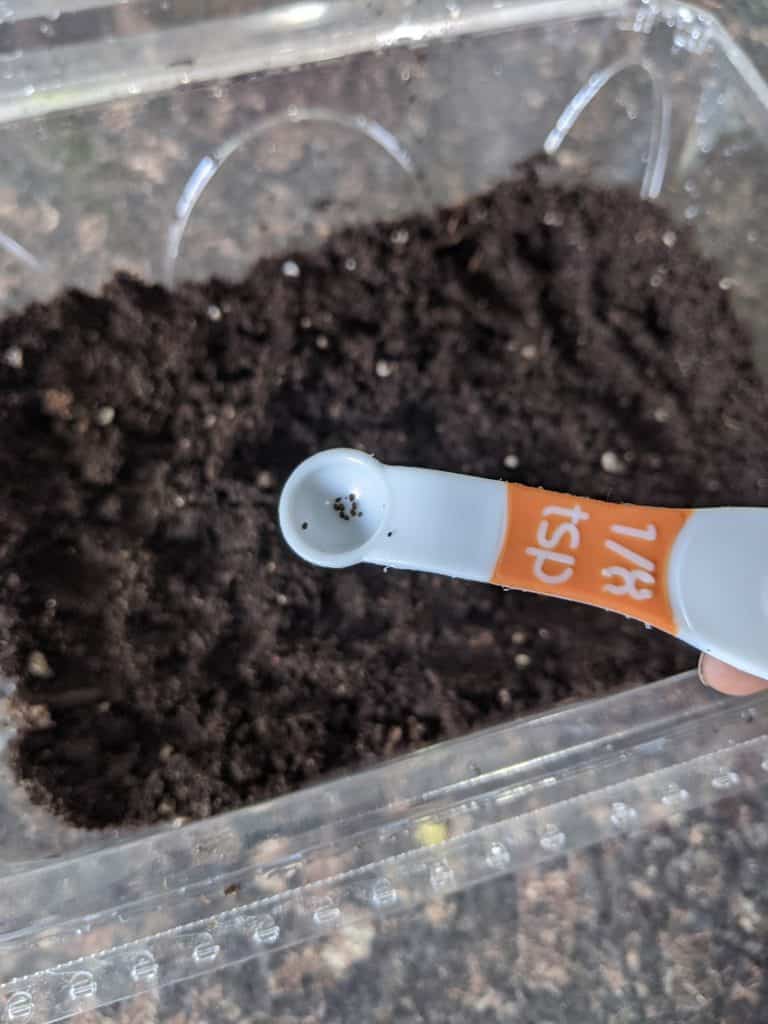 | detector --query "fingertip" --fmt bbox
[697,652,712,687]
[698,654,768,696]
